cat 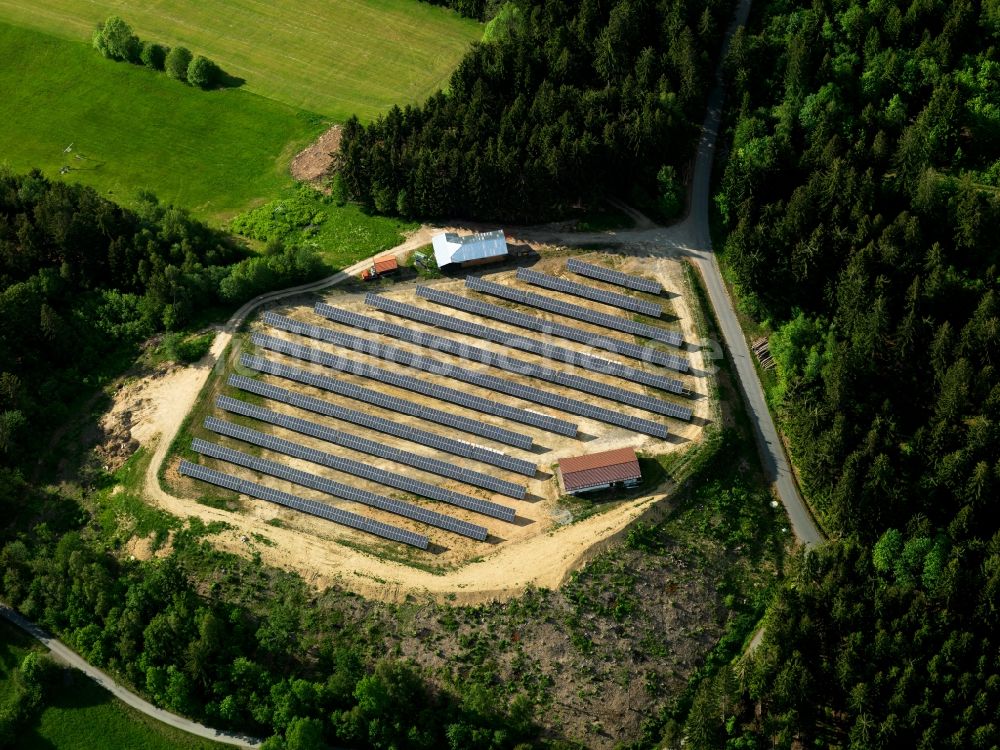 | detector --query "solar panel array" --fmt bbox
[227,376,534,482]
[218,393,529,498]
[472,274,681,346]
[179,460,428,549]
[192,439,489,541]
[566,258,663,294]
[315,303,692,421]
[269,314,669,438]
[204,417,517,522]
[252,329,578,437]
[416,286,690,373]
[516,267,663,317]
[236,351,527,448]
[366,293,684,392]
